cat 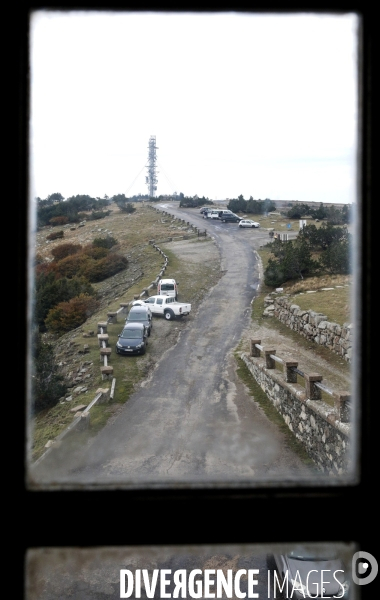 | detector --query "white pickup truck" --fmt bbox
[143,295,191,320]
